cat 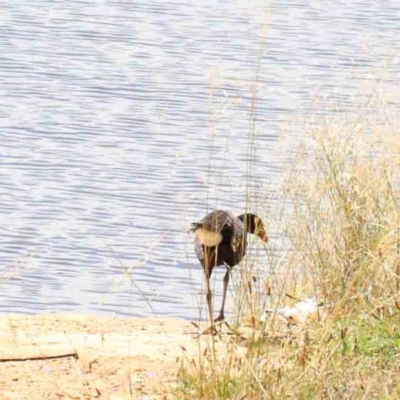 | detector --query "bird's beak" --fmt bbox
[258,231,269,243]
